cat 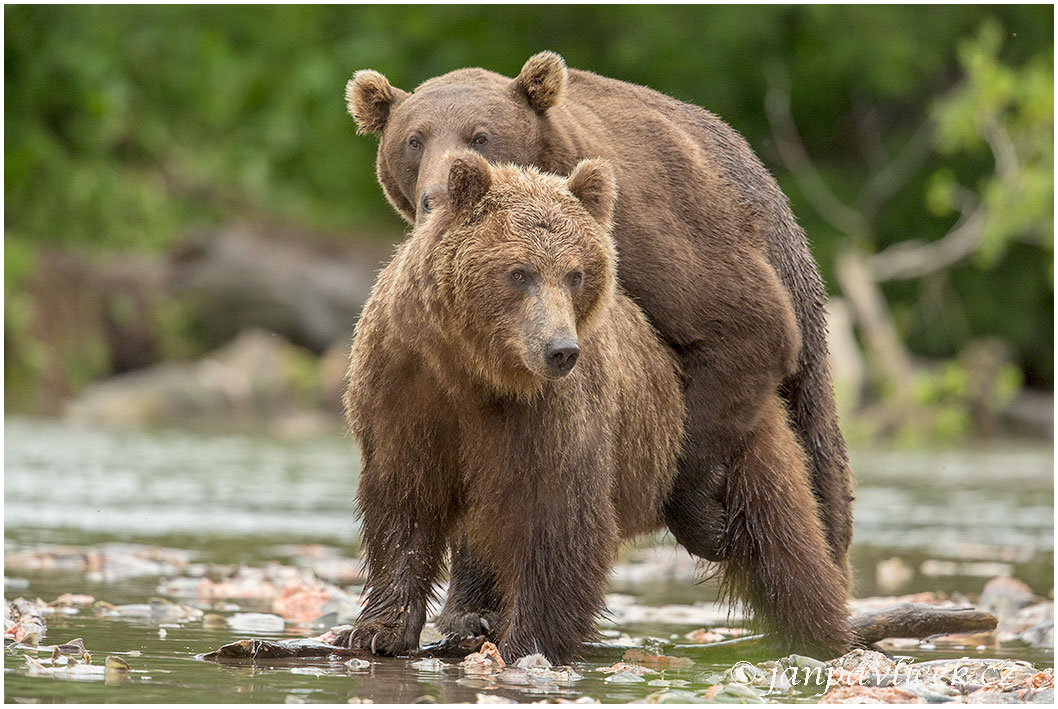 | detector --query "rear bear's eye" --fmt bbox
[568,271,583,289]
[472,134,489,147]
[510,269,526,283]
[408,136,423,151]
